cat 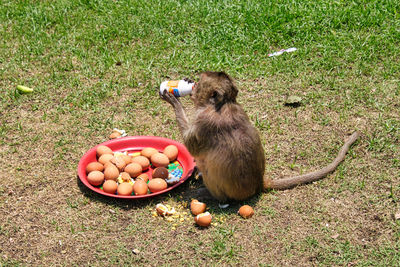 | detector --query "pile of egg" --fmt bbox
[85,144,181,196]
